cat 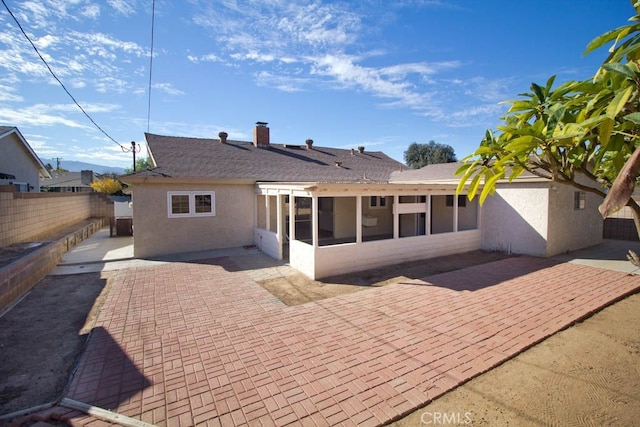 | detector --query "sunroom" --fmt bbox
[254,182,481,279]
